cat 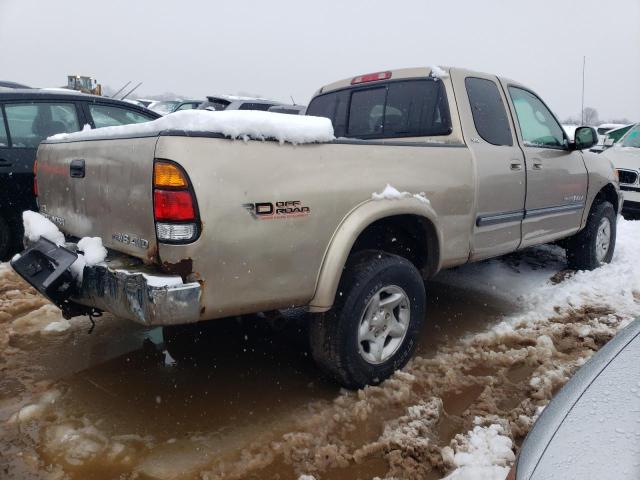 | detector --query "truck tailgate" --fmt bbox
[36,137,158,263]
